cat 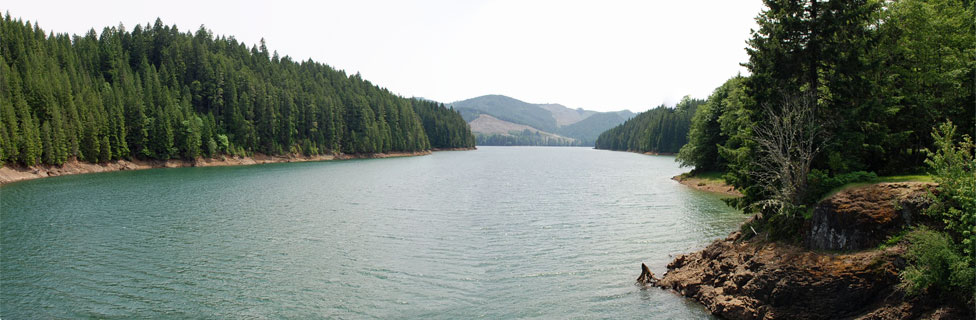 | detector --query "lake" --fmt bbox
[1,146,744,318]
